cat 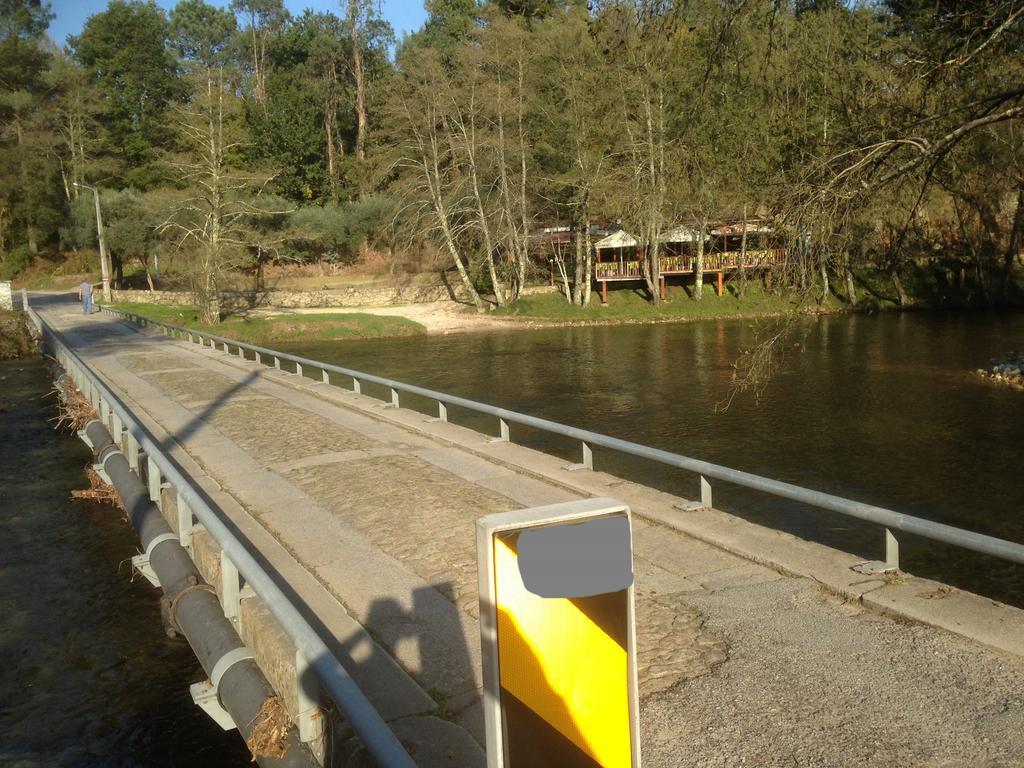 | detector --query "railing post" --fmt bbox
[321,369,330,384]
[177,492,194,552]
[490,417,510,444]
[127,433,140,472]
[147,455,161,504]
[221,551,241,622]
[254,351,261,365]
[274,356,281,370]
[700,475,713,509]
[352,377,361,394]
[21,288,28,309]
[565,440,593,471]
[388,387,399,408]
[581,441,593,469]
[295,650,324,744]
[111,411,124,448]
[296,363,303,378]
[438,401,448,421]
[885,528,900,570]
